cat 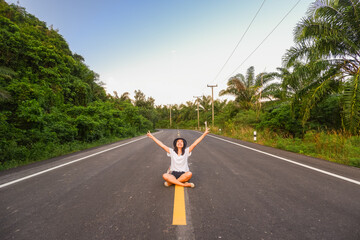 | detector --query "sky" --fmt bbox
[6,0,314,106]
